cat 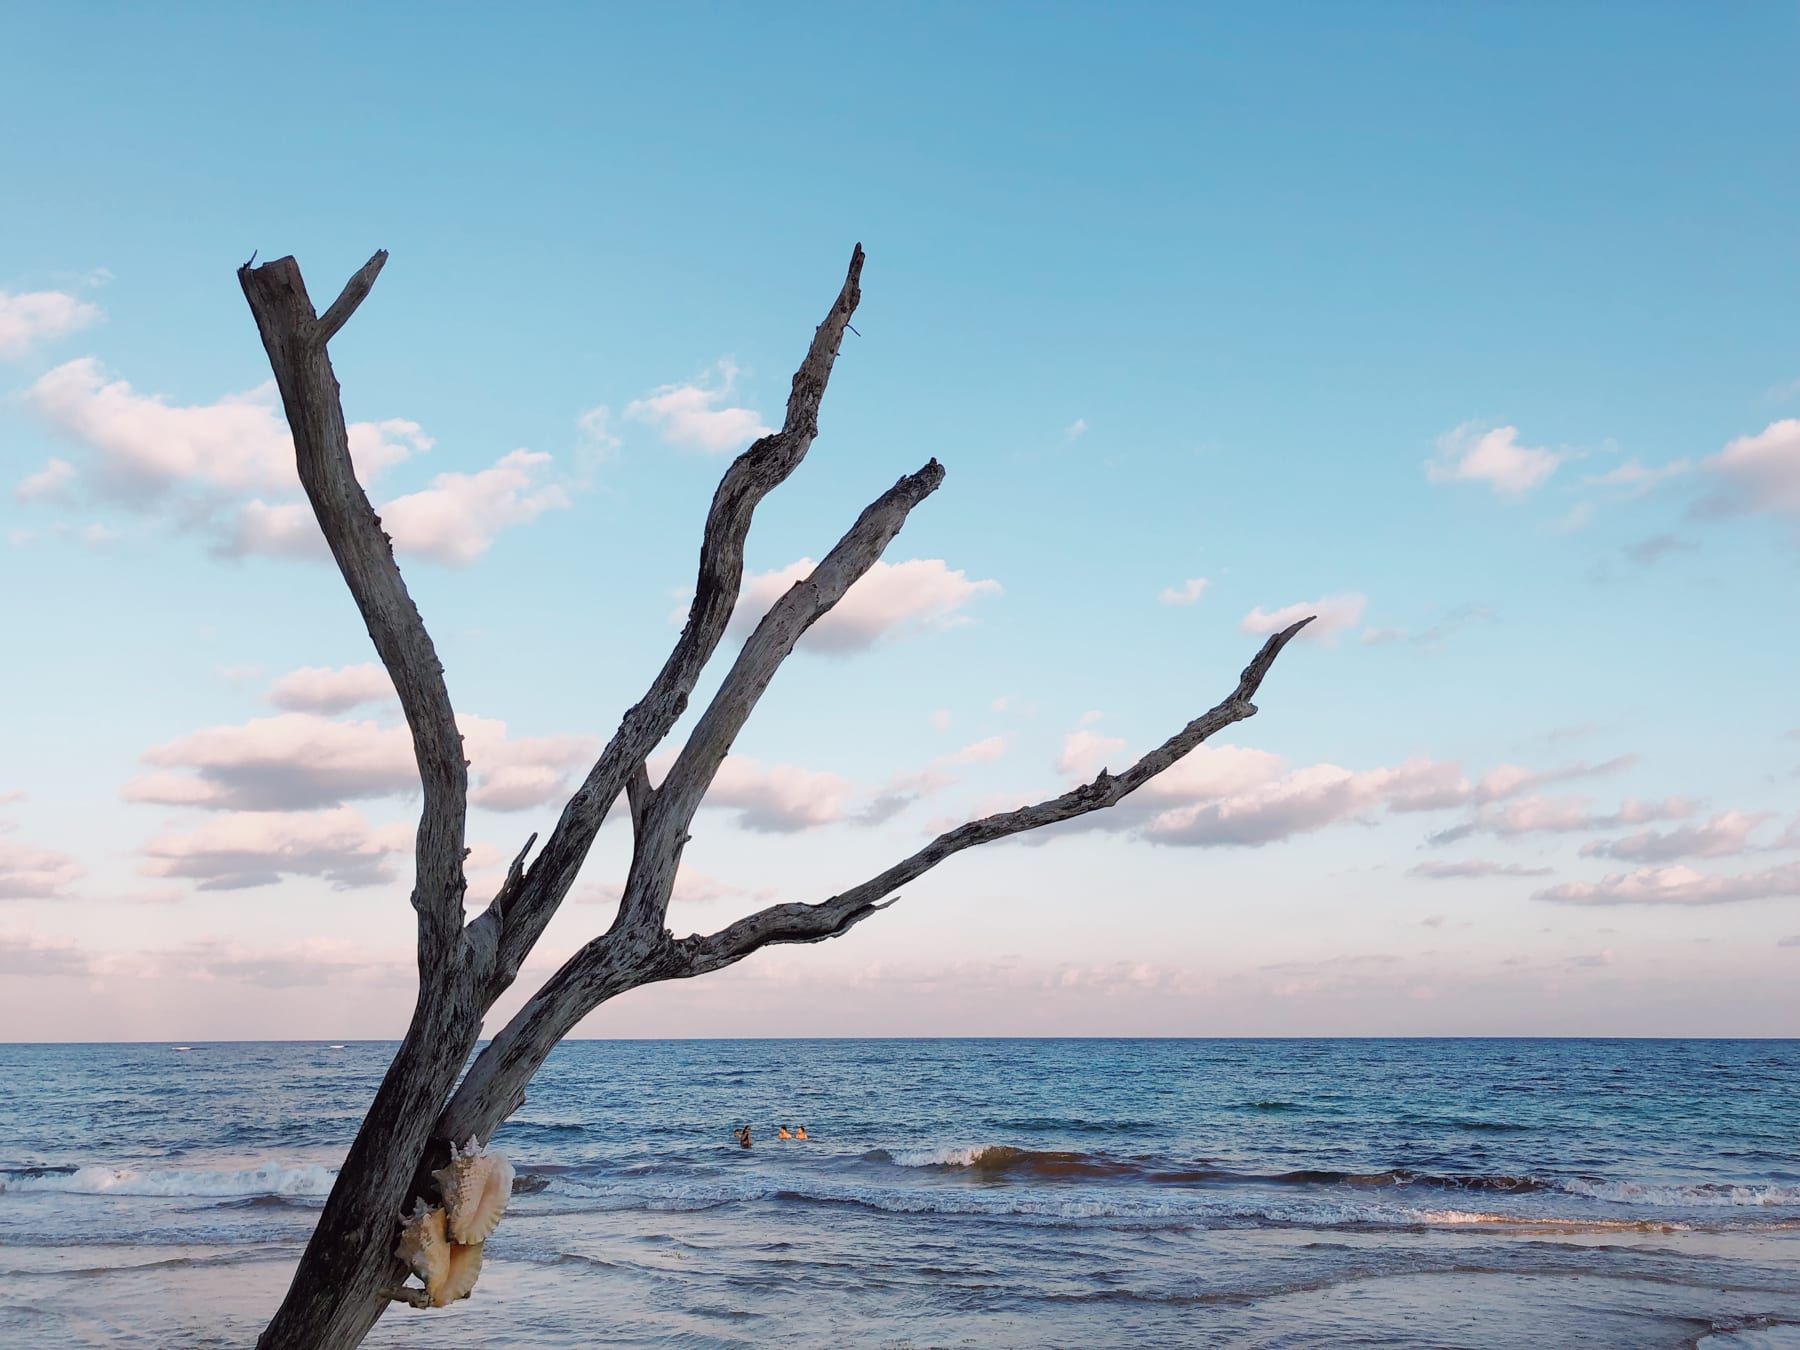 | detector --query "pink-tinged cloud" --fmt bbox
[731,558,1002,653]
[625,361,771,454]
[27,360,426,499]
[144,937,411,988]
[702,756,851,833]
[1430,794,1694,845]
[138,807,414,891]
[1159,577,1208,606]
[233,450,567,566]
[14,457,76,503]
[1699,419,1800,518]
[1585,458,1691,496]
[1239,594,1365,644]
[267,664,396,714]
[1426,423,1562,496]
[0,838,84,900]
[0,928,90,976]
[860,737,1011,824]
[1407,860,1554,880]
[1472,755,1637,804]
[0,289,100,360]
[124,712,597,814]
[1580,810,1772,862]
[581,863,776,912]
[373,450,567,565]
[1057,729,1126,777]
[1142,756,1467,847]
[1537,860,1800,907]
